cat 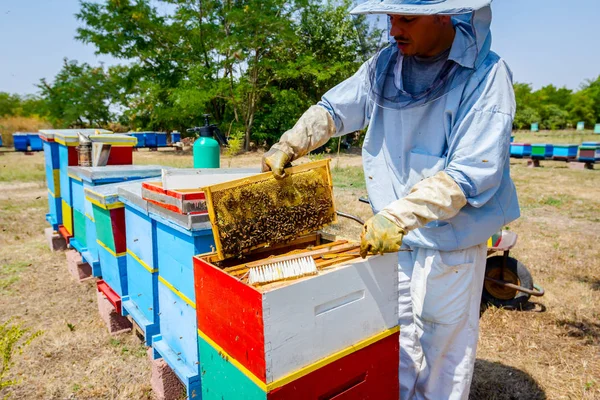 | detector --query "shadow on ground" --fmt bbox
[470,359,546,400]
[577,275,600,291]
[557,318,600,346]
